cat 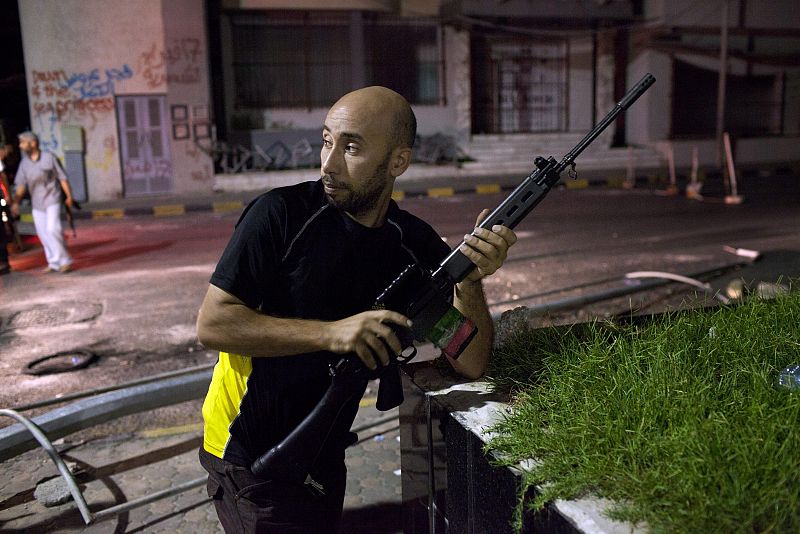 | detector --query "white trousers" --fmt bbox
[31,203,72,270]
